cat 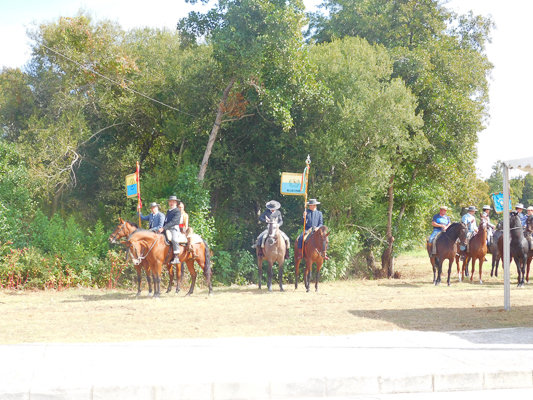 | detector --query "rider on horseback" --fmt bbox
[481,205,495,247]
[428,206,451,255]
[254,200,290,259]
[516,203,527,227]
[460,206,478,258]
[138,202,165,232]
[157,196,183,264]
[296,198,329,260]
